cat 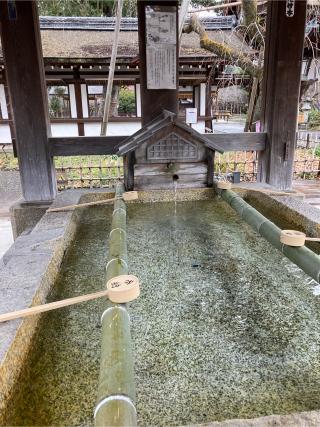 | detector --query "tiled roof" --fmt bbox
[38,28,254,59]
